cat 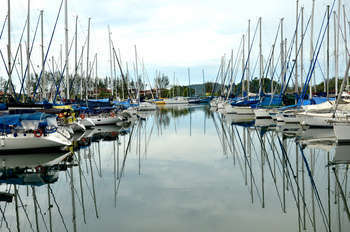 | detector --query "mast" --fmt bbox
[188,68,191,97]
[20,43,24,102]
[259,17,263,96]
[295,0,299,101]
[343,5,348,89]
[242,34,245,96]
[27,0,30,98]
[310,0,315,99]
[86,18,91,101]
[65,0,69,100]
[95,53,98,99]
[80,46,83,99]
[300,7,304,91]
[336,0,341,96]
[202,69,205,96]
[334,11,337,96]
[280,18,284,91]
[134,45,139,101]
[247,20,250,94]
[41,10,45,100]
[327,6,330,99]
[108,25,113,98]
[74,16,78,99]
